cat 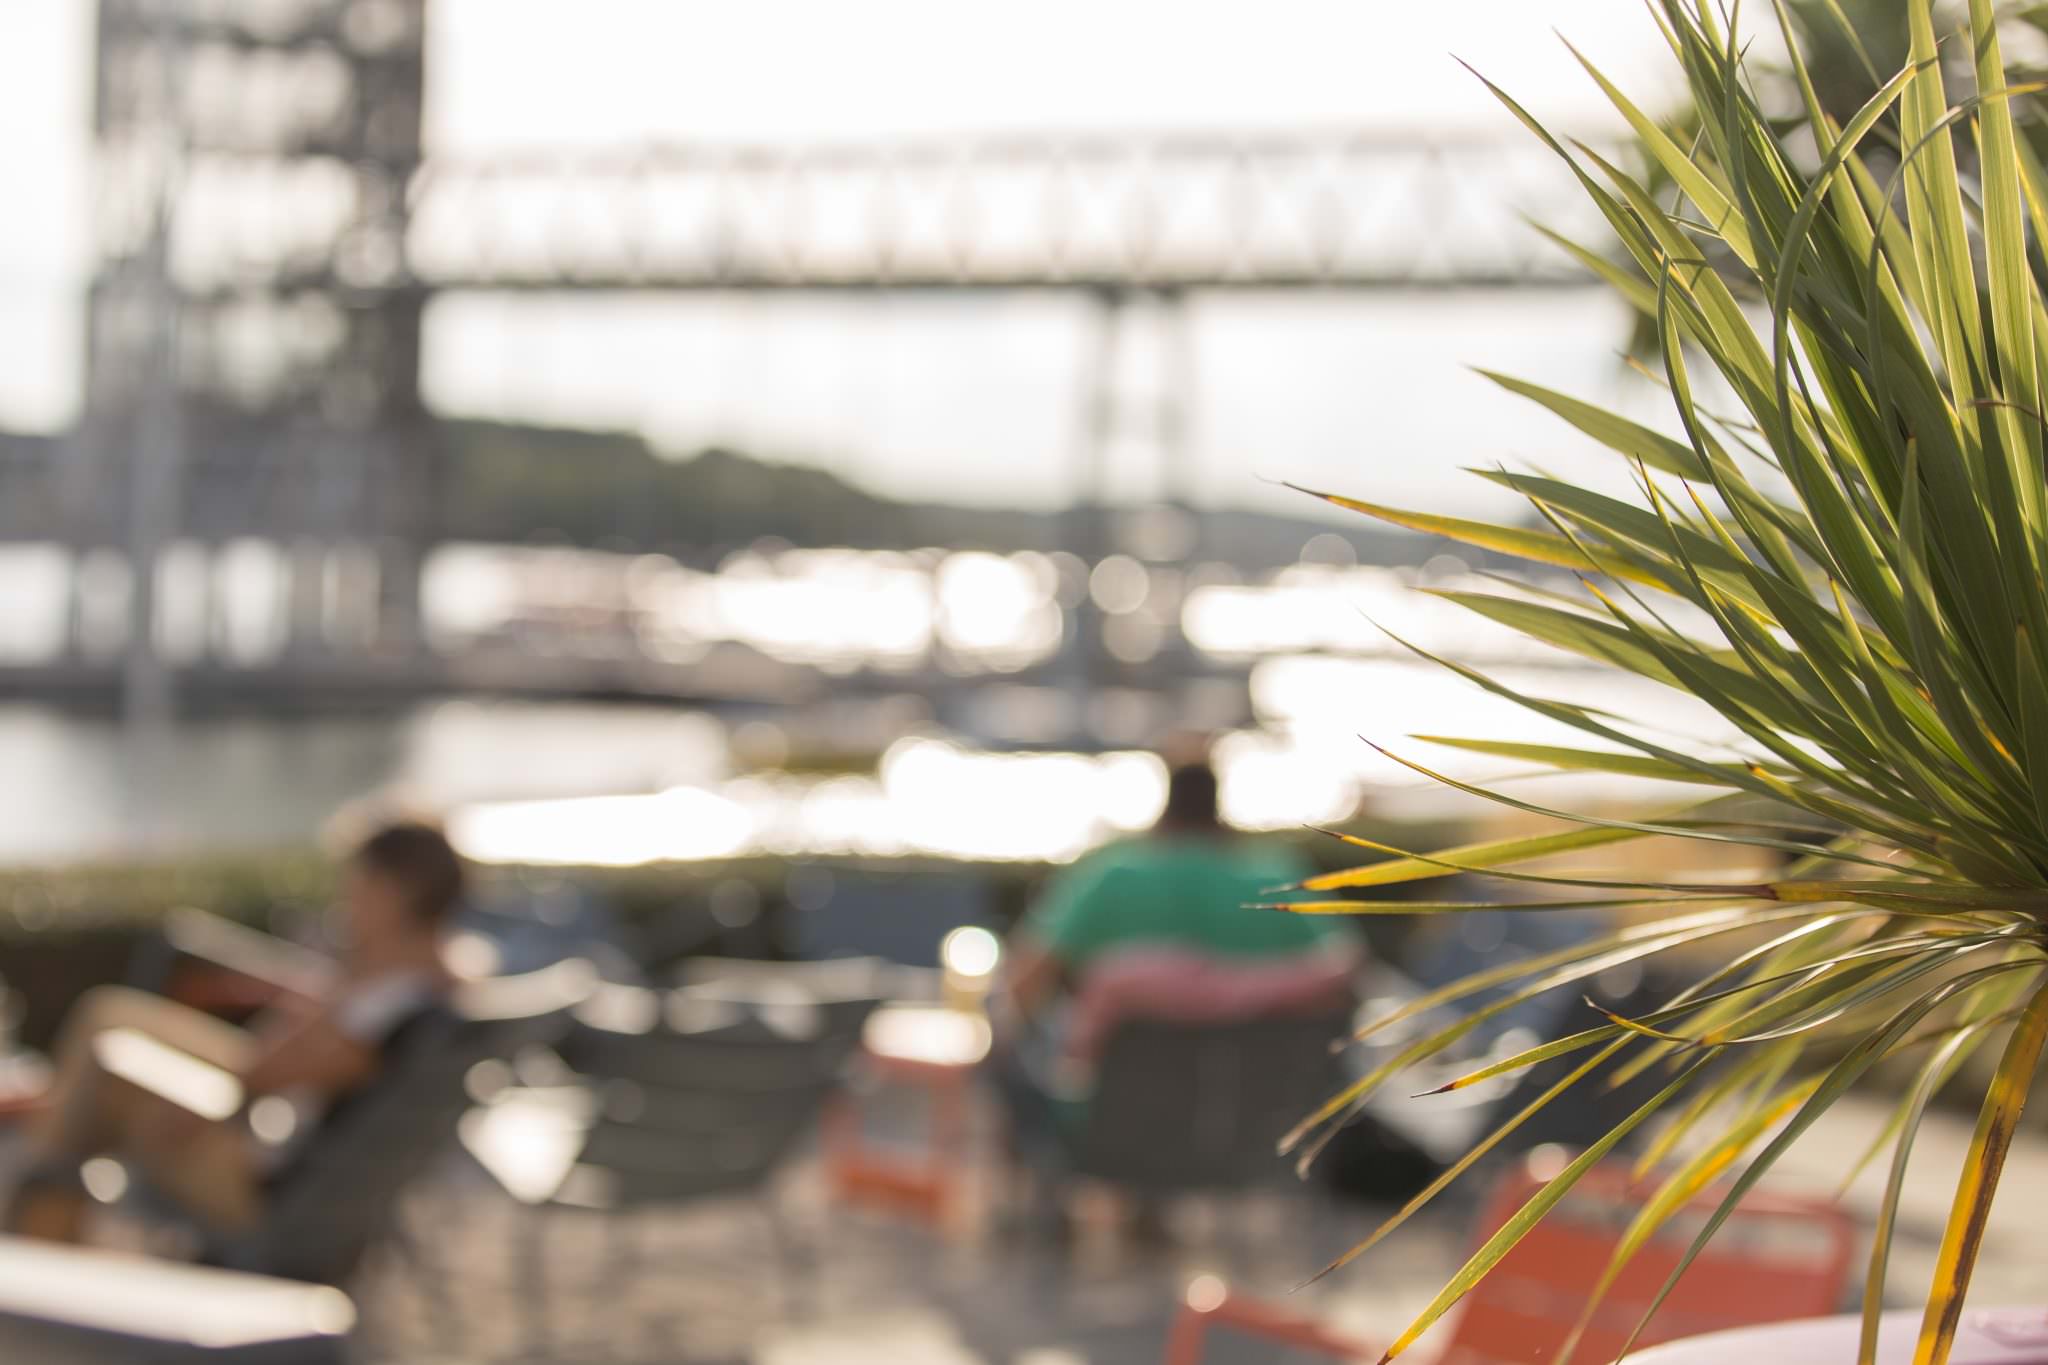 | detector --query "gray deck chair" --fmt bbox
[203,959,593,1287]
[464,980,882,1351]
[568,1011,864,1205]
[563,978,880,1219]
[0,1233,353,1364]
[1066,1010,1354,1196]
